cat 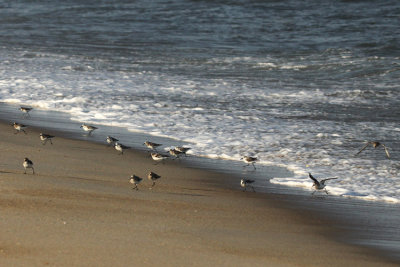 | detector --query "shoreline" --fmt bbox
[1,103,399,265]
